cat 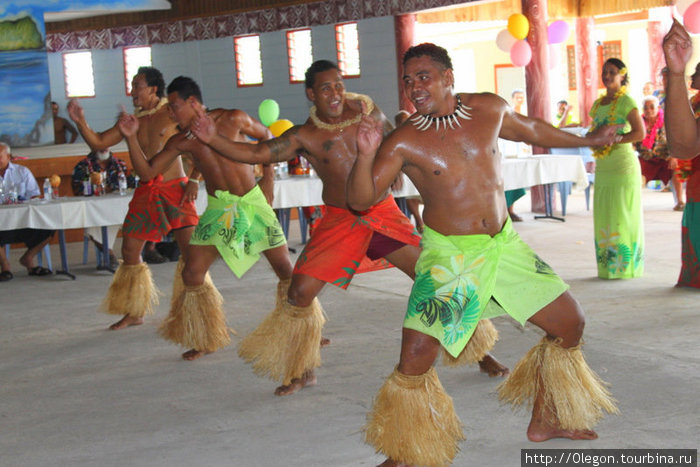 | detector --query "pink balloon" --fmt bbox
[510,40,532,67]
[684,1,700,34]
[496,29,517,53]
[548,20,570,44]
[549,44,560,69]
